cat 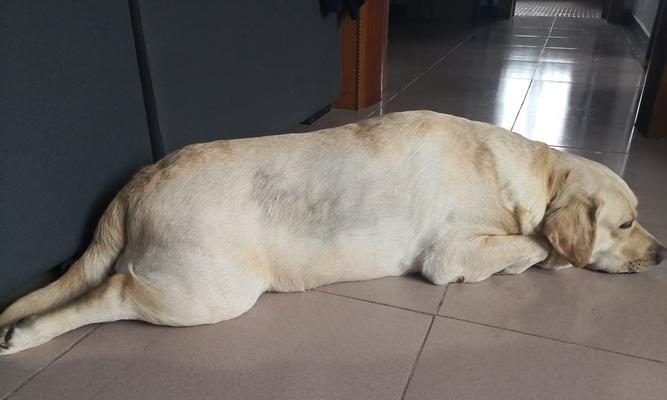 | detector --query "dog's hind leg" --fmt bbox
[0,274,150,355]
[0,197,127,328]
[0,252,270,355]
